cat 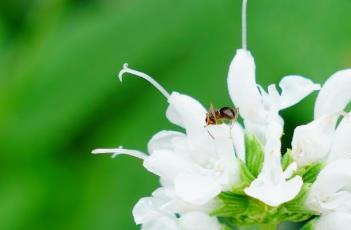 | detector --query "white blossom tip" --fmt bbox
[117,63,170,99]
